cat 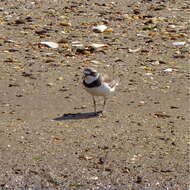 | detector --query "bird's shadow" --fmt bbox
[54,111,102,121]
